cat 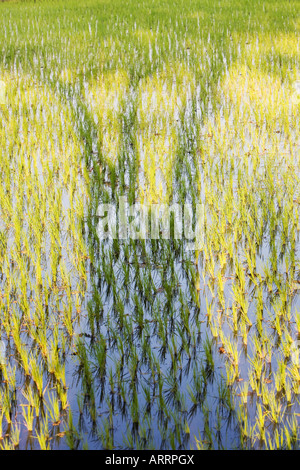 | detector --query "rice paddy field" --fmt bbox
[0,0,300,451]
